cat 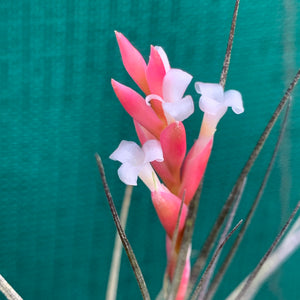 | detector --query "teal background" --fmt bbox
[0,0,300,299]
